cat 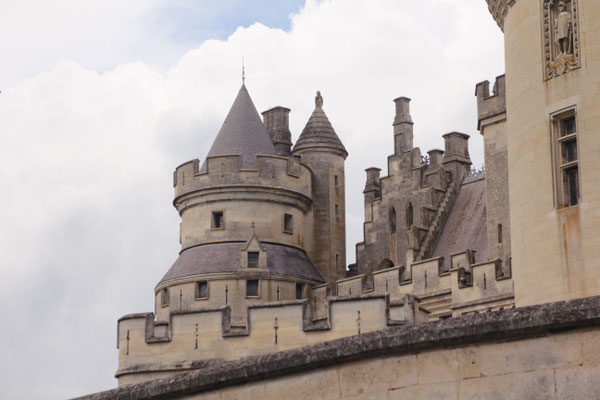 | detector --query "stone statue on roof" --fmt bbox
[315,91,323,108]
